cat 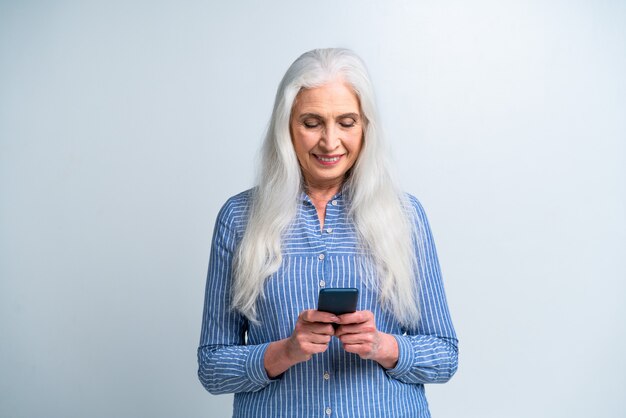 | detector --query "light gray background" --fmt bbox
[1,1,624,417]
